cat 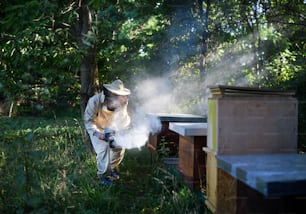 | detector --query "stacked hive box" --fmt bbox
[147,113,206,157]
[205,85,298,213]
[169,122,207,190]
